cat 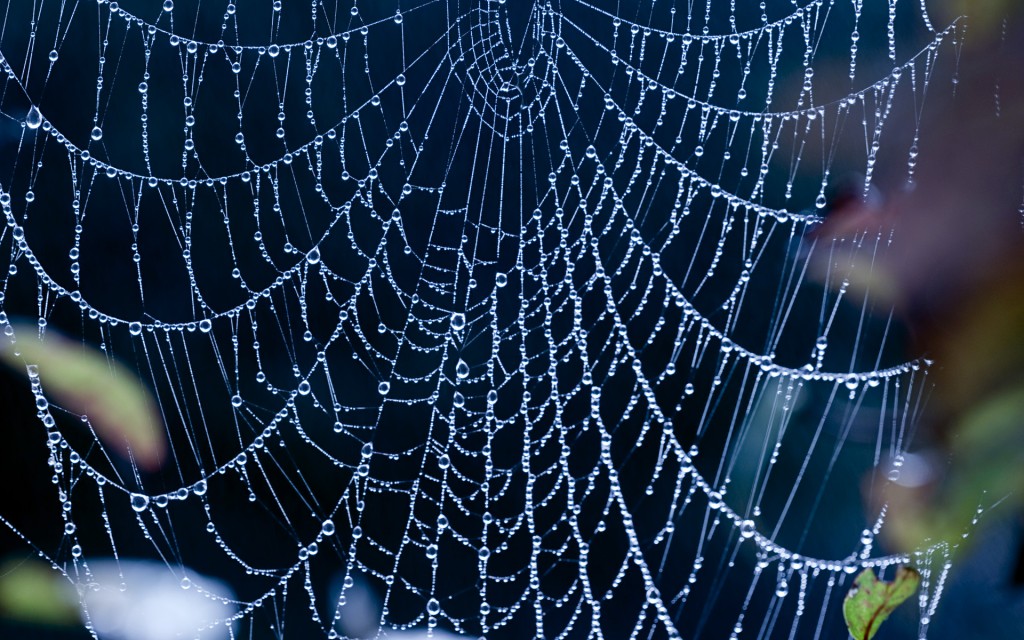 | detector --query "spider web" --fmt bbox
[0,0,966,638]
